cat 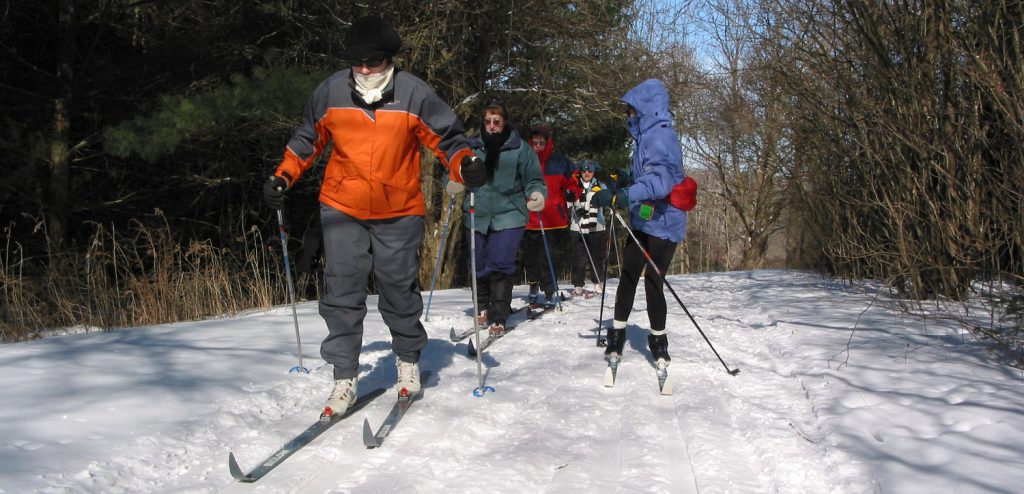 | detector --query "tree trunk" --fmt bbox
[44,0,75,254]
